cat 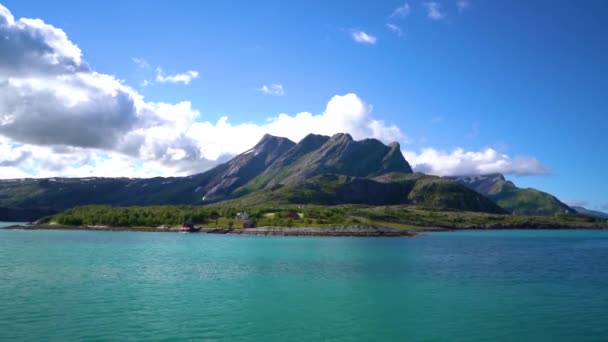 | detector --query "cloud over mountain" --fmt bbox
[403,147,549,176]
[0,3,405,178]
[0,3,547,181]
